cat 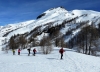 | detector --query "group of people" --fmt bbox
[12,47,65,59]
[27,48,36,56]
[12,48,37,56]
